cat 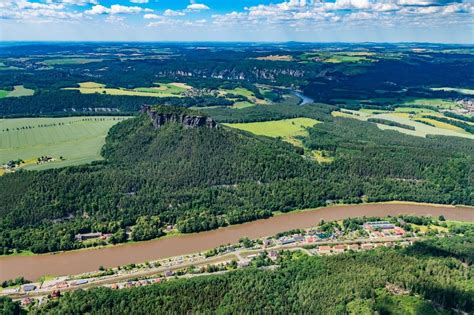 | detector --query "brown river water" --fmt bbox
[1,202,473,282]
